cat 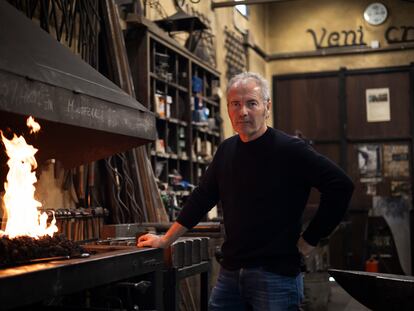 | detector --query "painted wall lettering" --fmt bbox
[385,26,414,43]
[307,26,366,49]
